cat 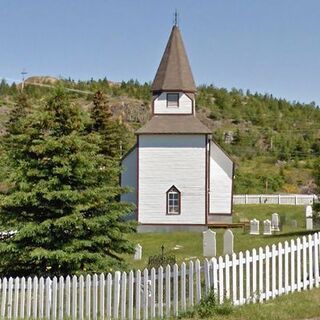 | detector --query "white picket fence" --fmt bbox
[0,232,320,319]
[234,194,317,205]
